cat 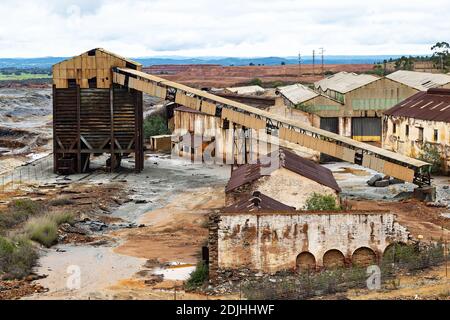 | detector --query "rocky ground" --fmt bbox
[0,88,53,174]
